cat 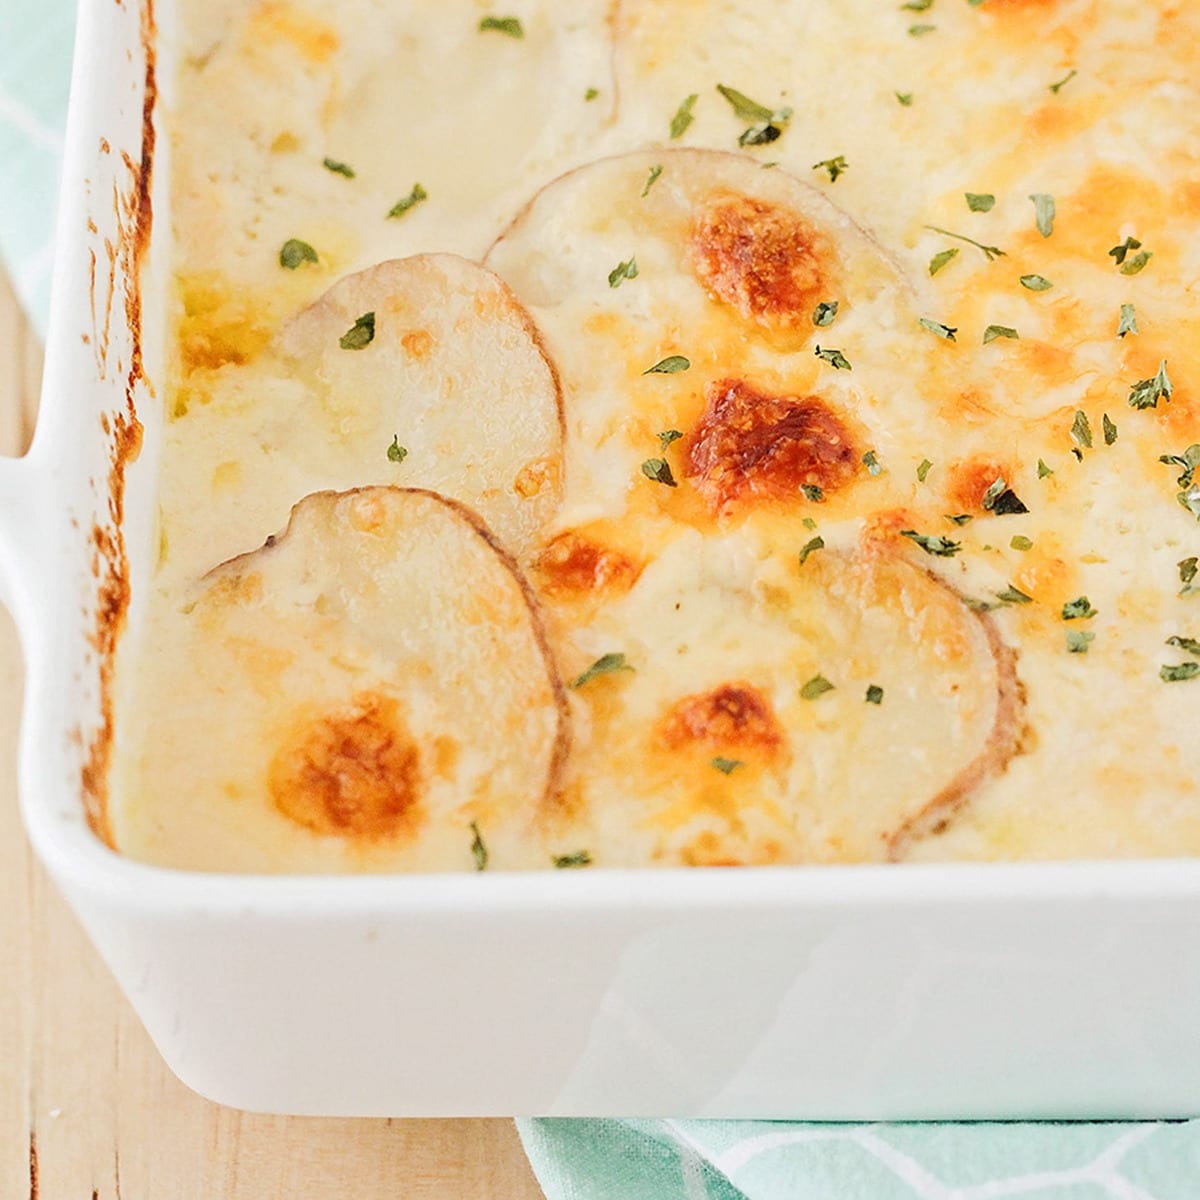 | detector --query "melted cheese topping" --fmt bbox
[113,0,1200,872]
